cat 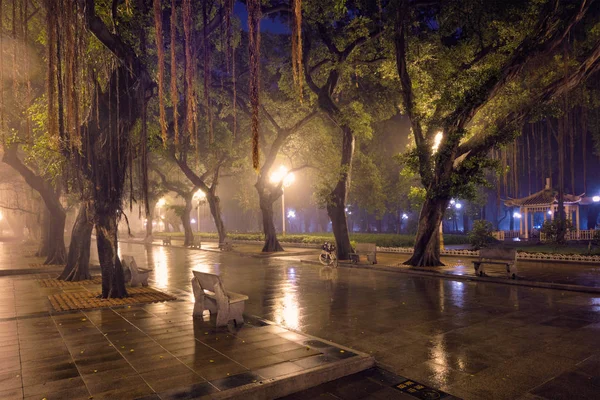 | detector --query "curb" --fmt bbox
[203,315,375,400]
[298,259,600,295]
